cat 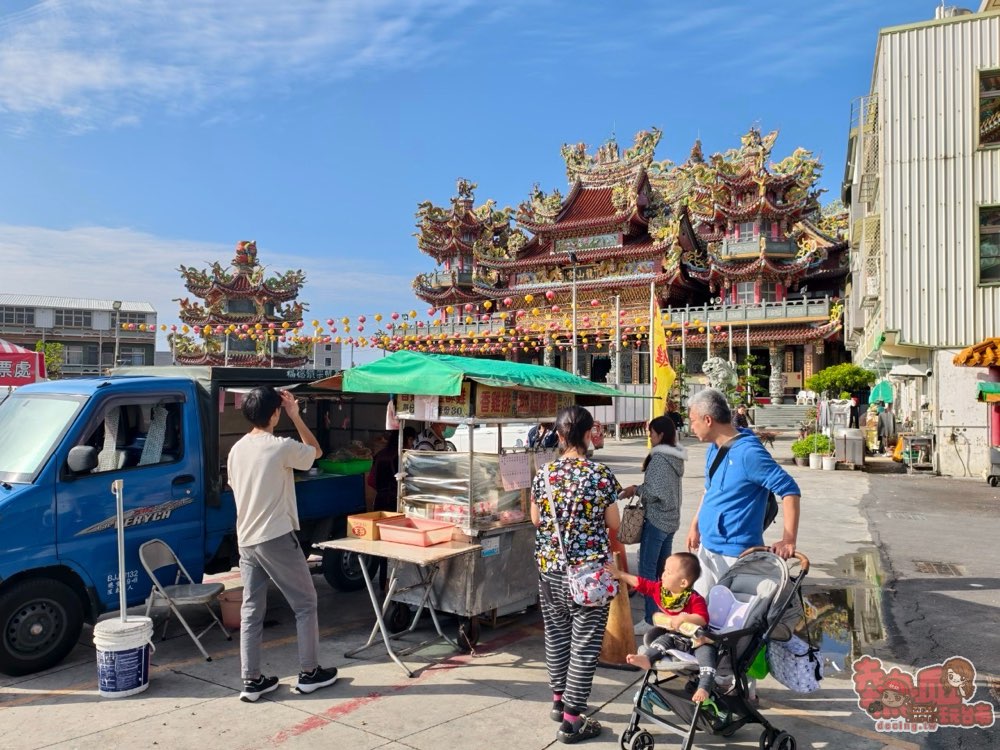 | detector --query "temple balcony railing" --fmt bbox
[660,297,832,325]
[421,271,475,289]
[717,238,799,258]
